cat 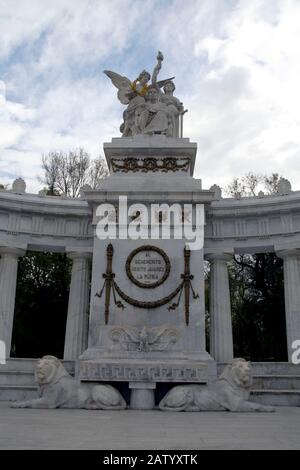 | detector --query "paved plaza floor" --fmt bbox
[0,402,299,450]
